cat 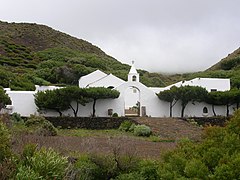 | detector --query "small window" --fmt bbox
[133,89,137,93]
[211,89,217,92]
[132,75,137,81]
[203,107,208,114]
[107,86,114,89]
